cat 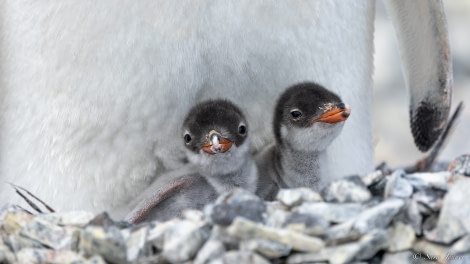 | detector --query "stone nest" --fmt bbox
[1,154,470,264]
